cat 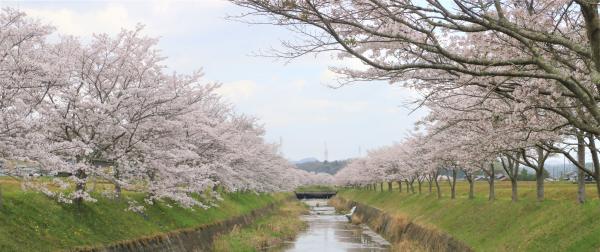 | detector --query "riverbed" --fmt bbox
[274,199,391,251]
